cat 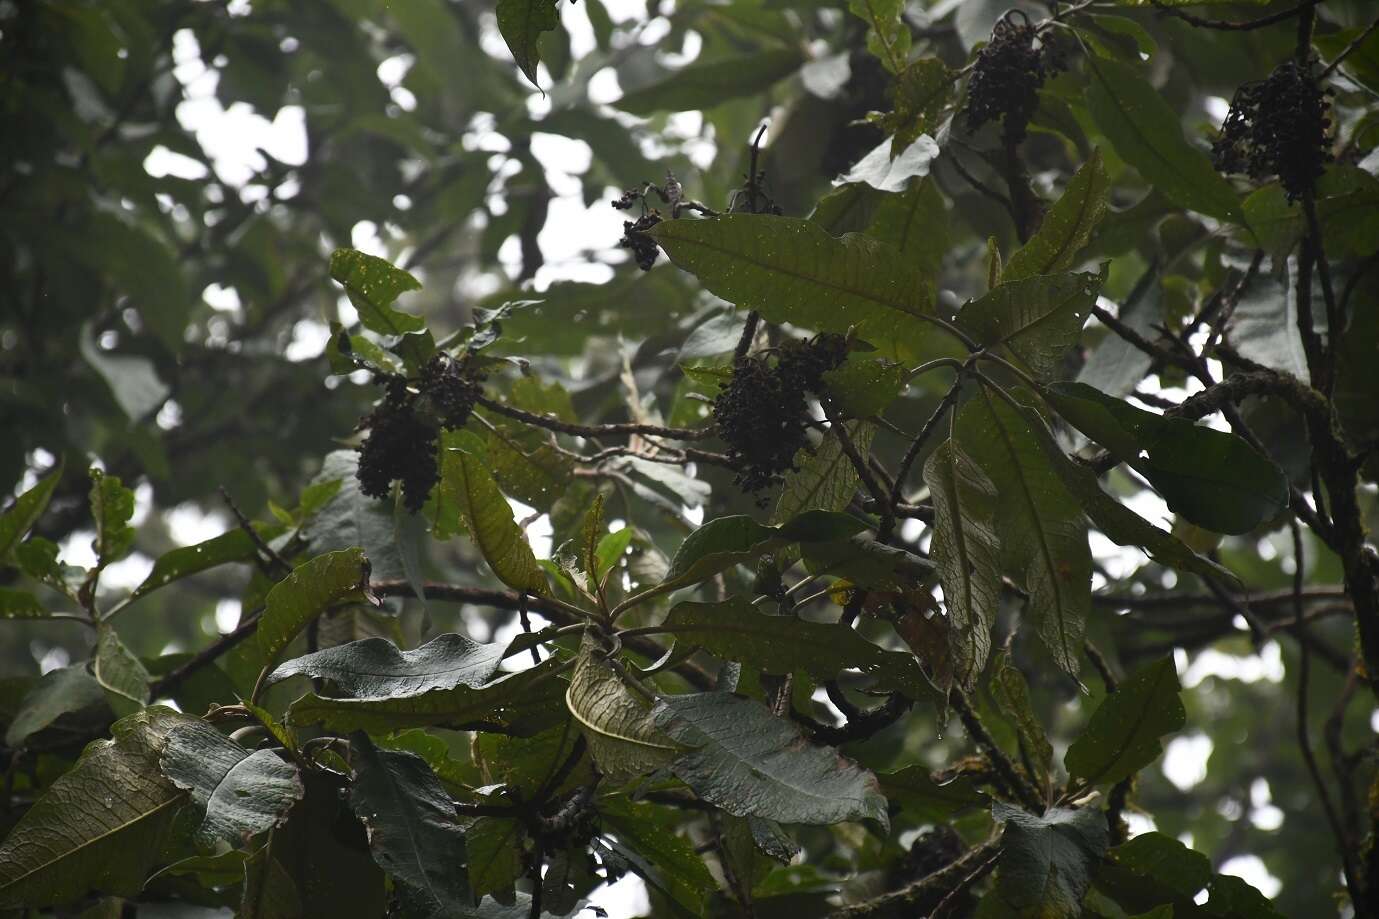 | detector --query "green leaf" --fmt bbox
[866,176,948,281]
[955,389,1091,677]
[0,588,47,619]
[988,802,1110,918]
[1243,167,1379,260]
[287,655,567,735]
[267,633,504,697]
[0,460,63,562]
[616,50,804,115]
[923,439,1002,692]
[328,248,425,336]
[1316,23,1379,94]
[79,323,172,421]
[1004,151,1109,282]
[4,665,111,750]
[1095,831,1211,914]
[1085,55,1241,223]
[649,215,942,362]
[1044,381,1289,534]
[822,359,907,418]
[955,272,1101,381]
[657,598,935,701]
[990,651,1053,792]
[653,692,888,829]
[160,719,303,852]
[773,421,874,527]
[348,735,470,914]
[474,722,589,797]
[566,633,678,783]
[1065,657,1184,787]
[89,468,135,566]
[466,814,524,899]
[482,378,575,513]
[302,451,416,590]
[659,515,781,592]
[257,548,372,664]
[0,708,194,908]
[439,431,547,595]
[1005,391,1237,583]
[880,59,955,150]
[94,626,151,717]
[877,766,986,822]
[848,0,911,73]
[495,0,560,87]
[600,797,716,914]
[132,529,260,599]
